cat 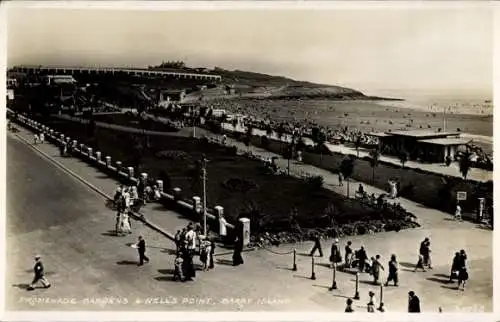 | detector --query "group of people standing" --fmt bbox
[33,132,45,145]
[173,223,215,282]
